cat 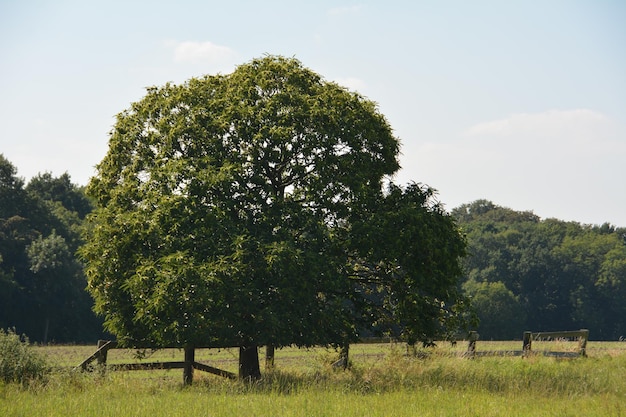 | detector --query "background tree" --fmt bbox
[26,172,92,219]
[81,56,468,378]
[453,200,626,340]
[0,154,100,342]
[462,280,524,340]
[553,229,626,338]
